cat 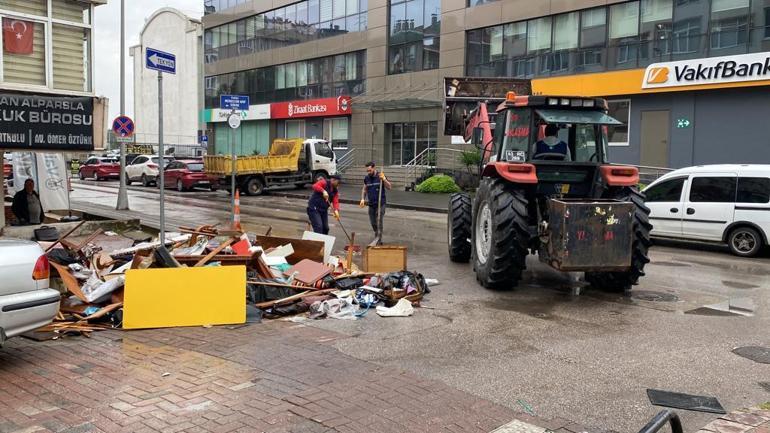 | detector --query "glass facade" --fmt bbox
[388,0,441,74]
[204,51,366,109]
[466,0,770,78]
[387,121,438,165]
[204,0,367,64]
